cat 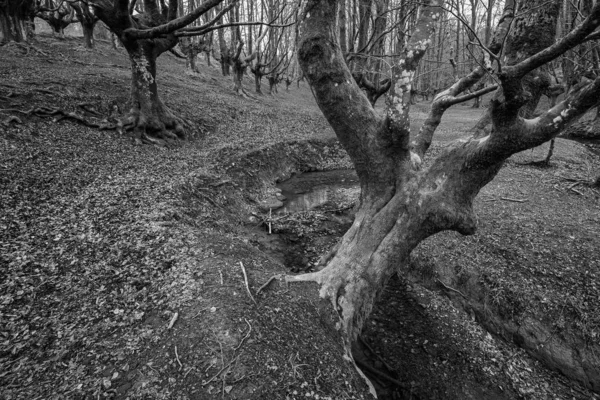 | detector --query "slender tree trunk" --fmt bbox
[82,21,96,49]
[254,72,263,94]
[232,61,246,95]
